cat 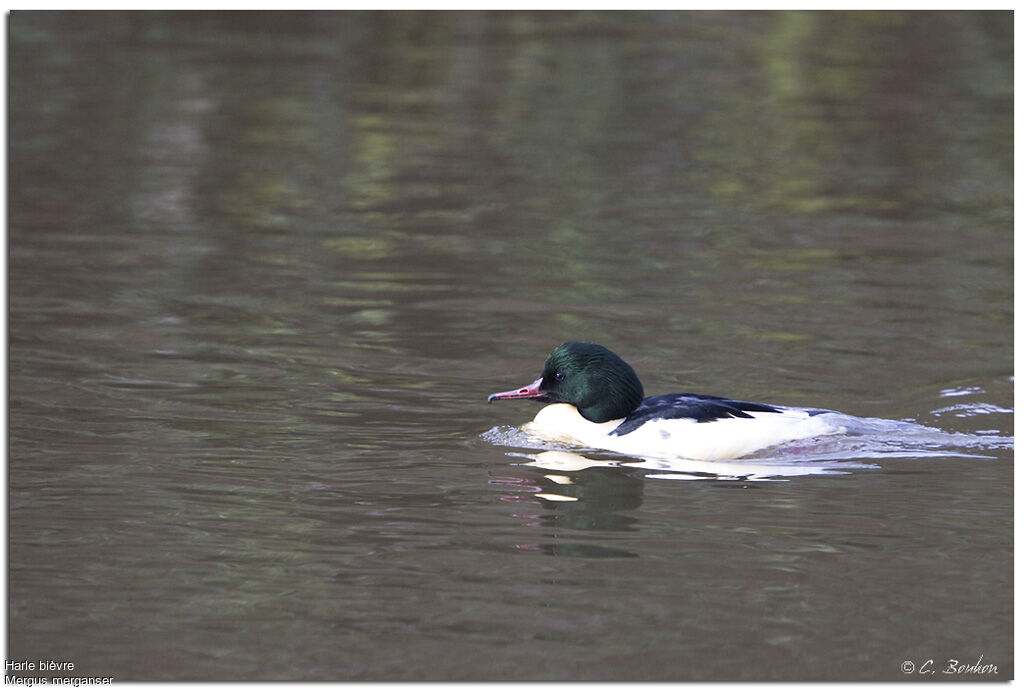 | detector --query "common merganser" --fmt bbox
[487,341,848,461]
